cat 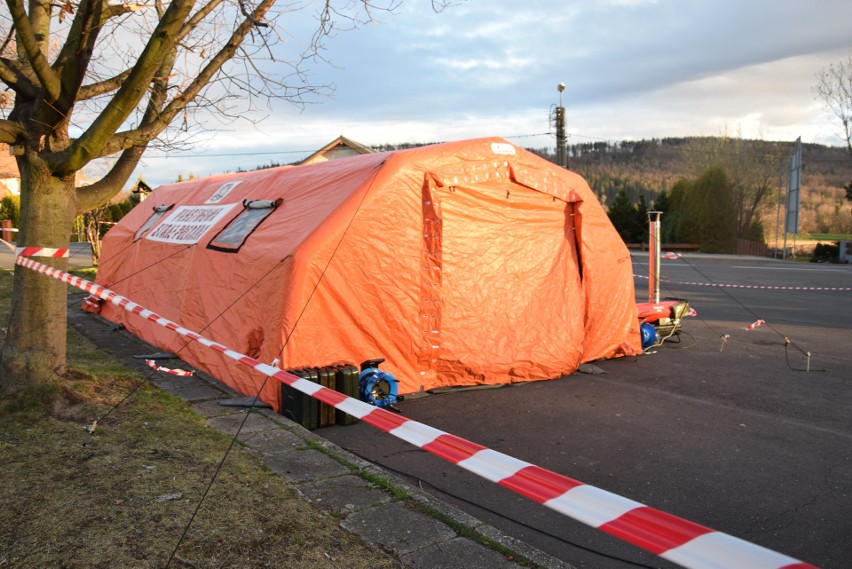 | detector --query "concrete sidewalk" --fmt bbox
[67,299,574,569]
